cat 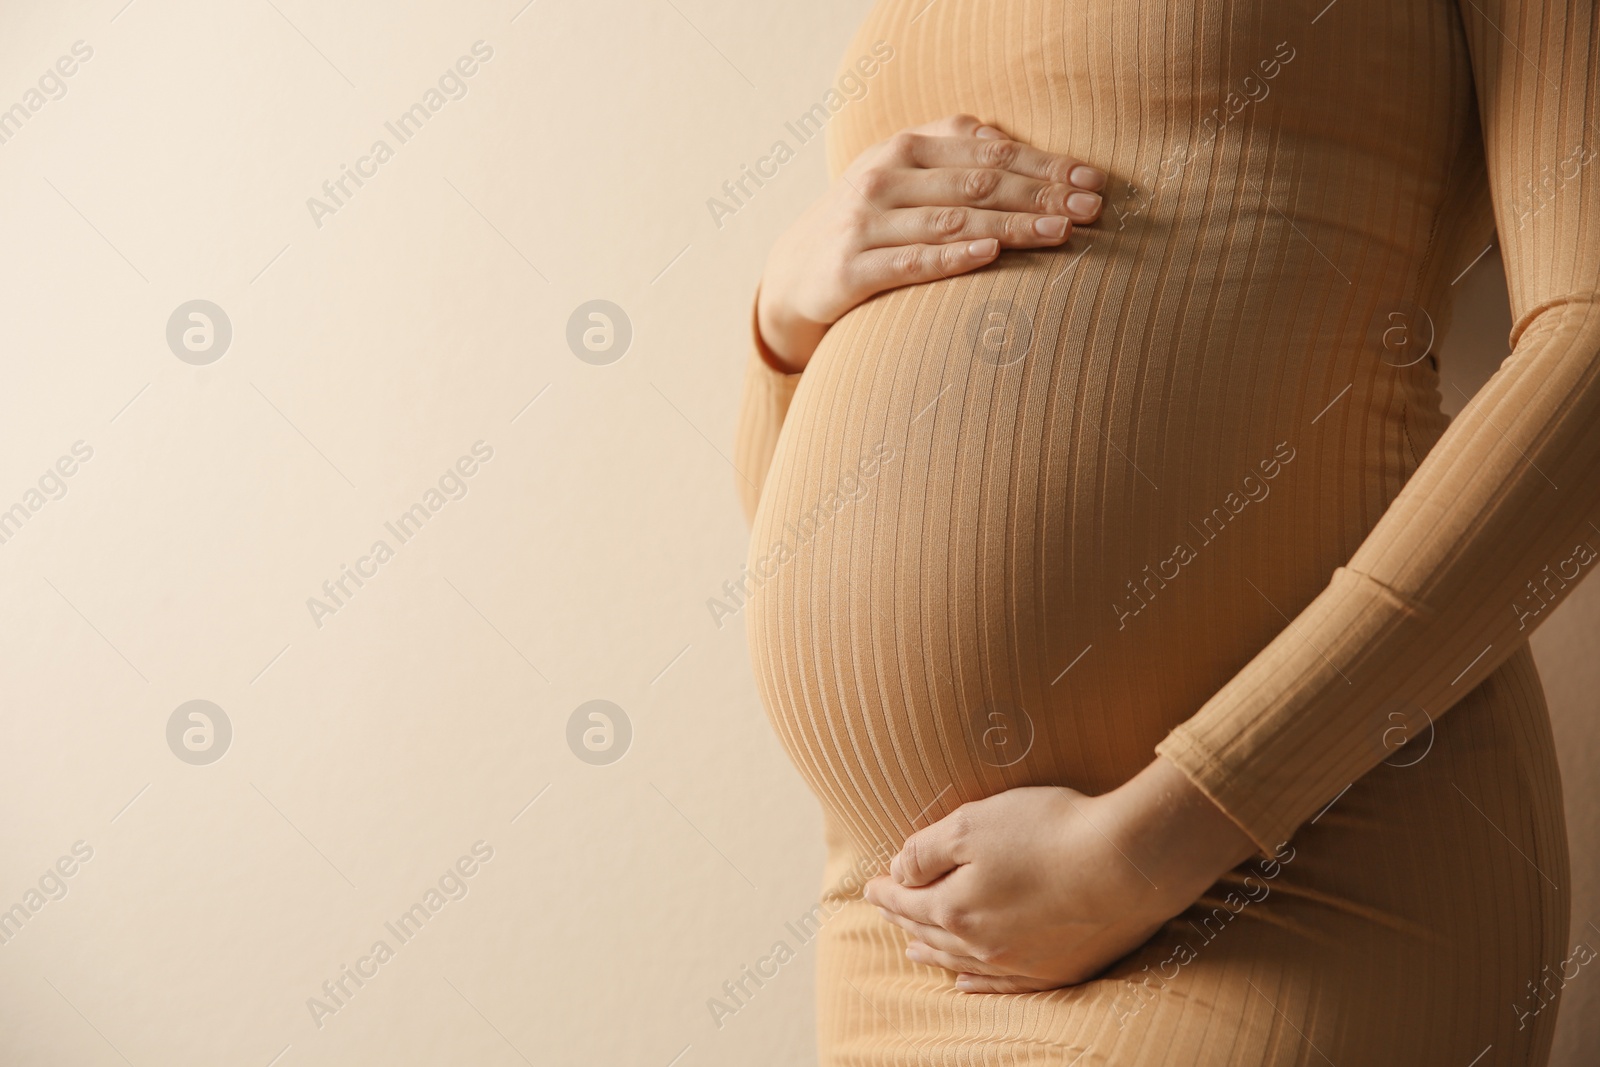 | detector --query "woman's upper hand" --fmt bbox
[863,757,1258,993]
[756,113,1107,372]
